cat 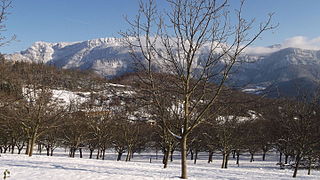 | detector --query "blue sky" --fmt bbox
[2,0,320,53]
